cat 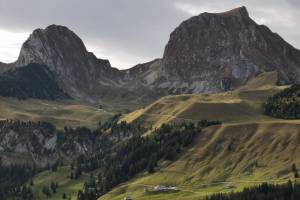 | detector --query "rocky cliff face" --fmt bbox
[159,6,300,93]
[0,126,108,167]
[123,59,162,88]
[0,121,105,167]
[15,25,124,102]
[0,121,58,166]
[0,119,141,167]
